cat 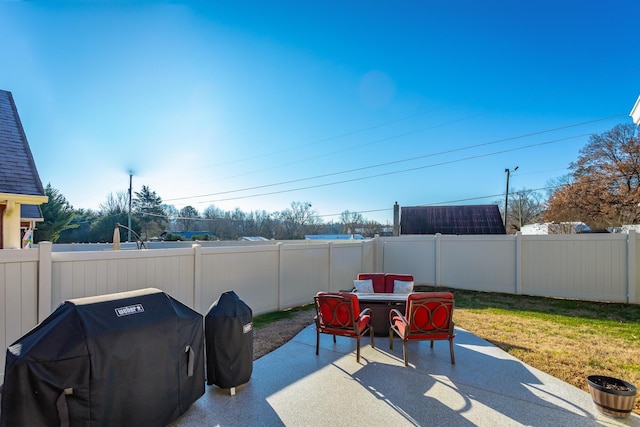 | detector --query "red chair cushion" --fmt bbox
[392,315,451,341]
[391,315,407,336]
[357,314,371,333]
